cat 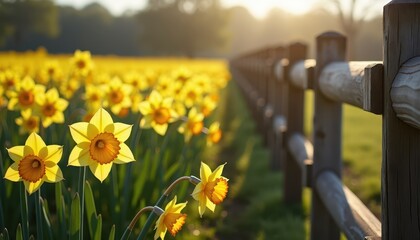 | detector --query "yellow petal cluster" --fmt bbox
[68,108,135,182]
[4,132,64,195]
